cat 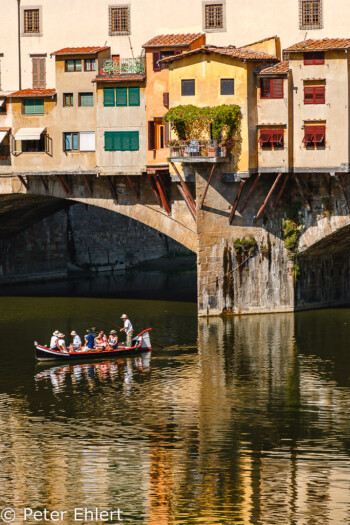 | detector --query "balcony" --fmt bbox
[168,141,231,163]
[97,57,145,78]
